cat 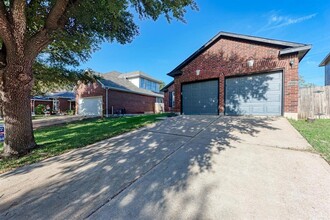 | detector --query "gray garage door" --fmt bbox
[182,80,218,115]
[225,72,282,116]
